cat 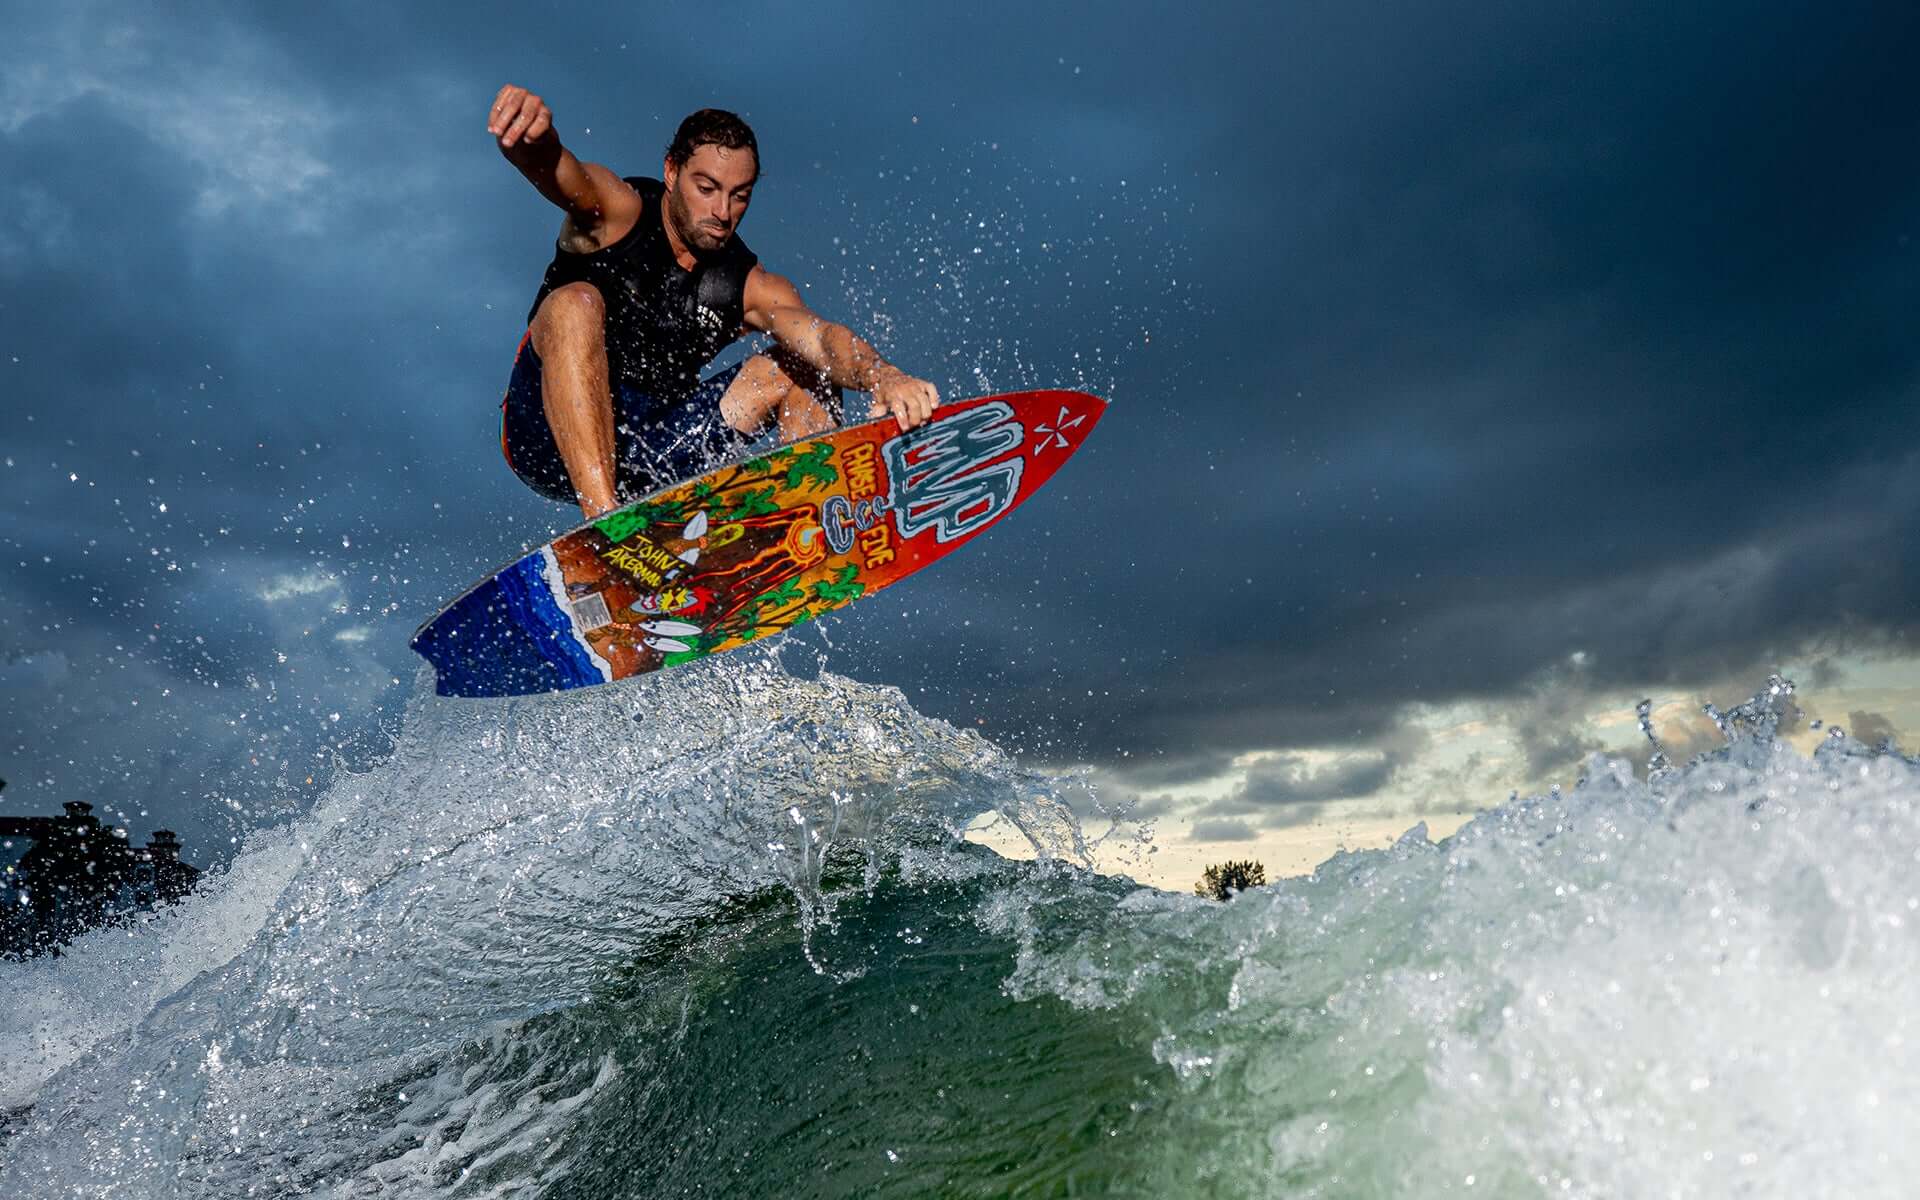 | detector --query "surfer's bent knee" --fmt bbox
[720,353,839,437]
[530,282,606,356]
